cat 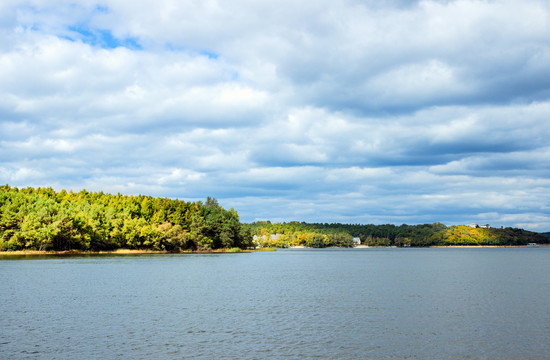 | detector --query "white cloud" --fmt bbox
[1,0,550,231]
[0,166,43,183]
